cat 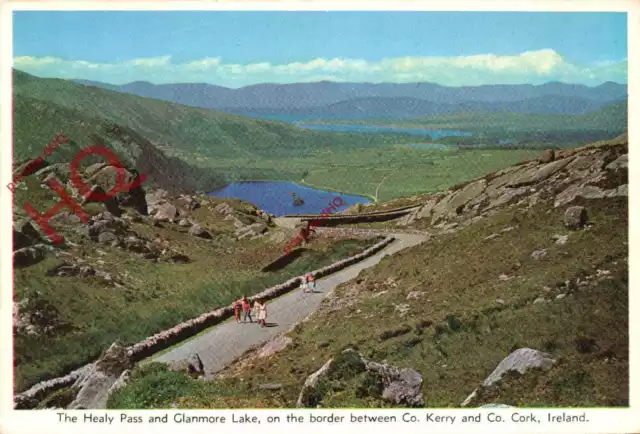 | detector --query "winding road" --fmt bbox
[152,231,427,376]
